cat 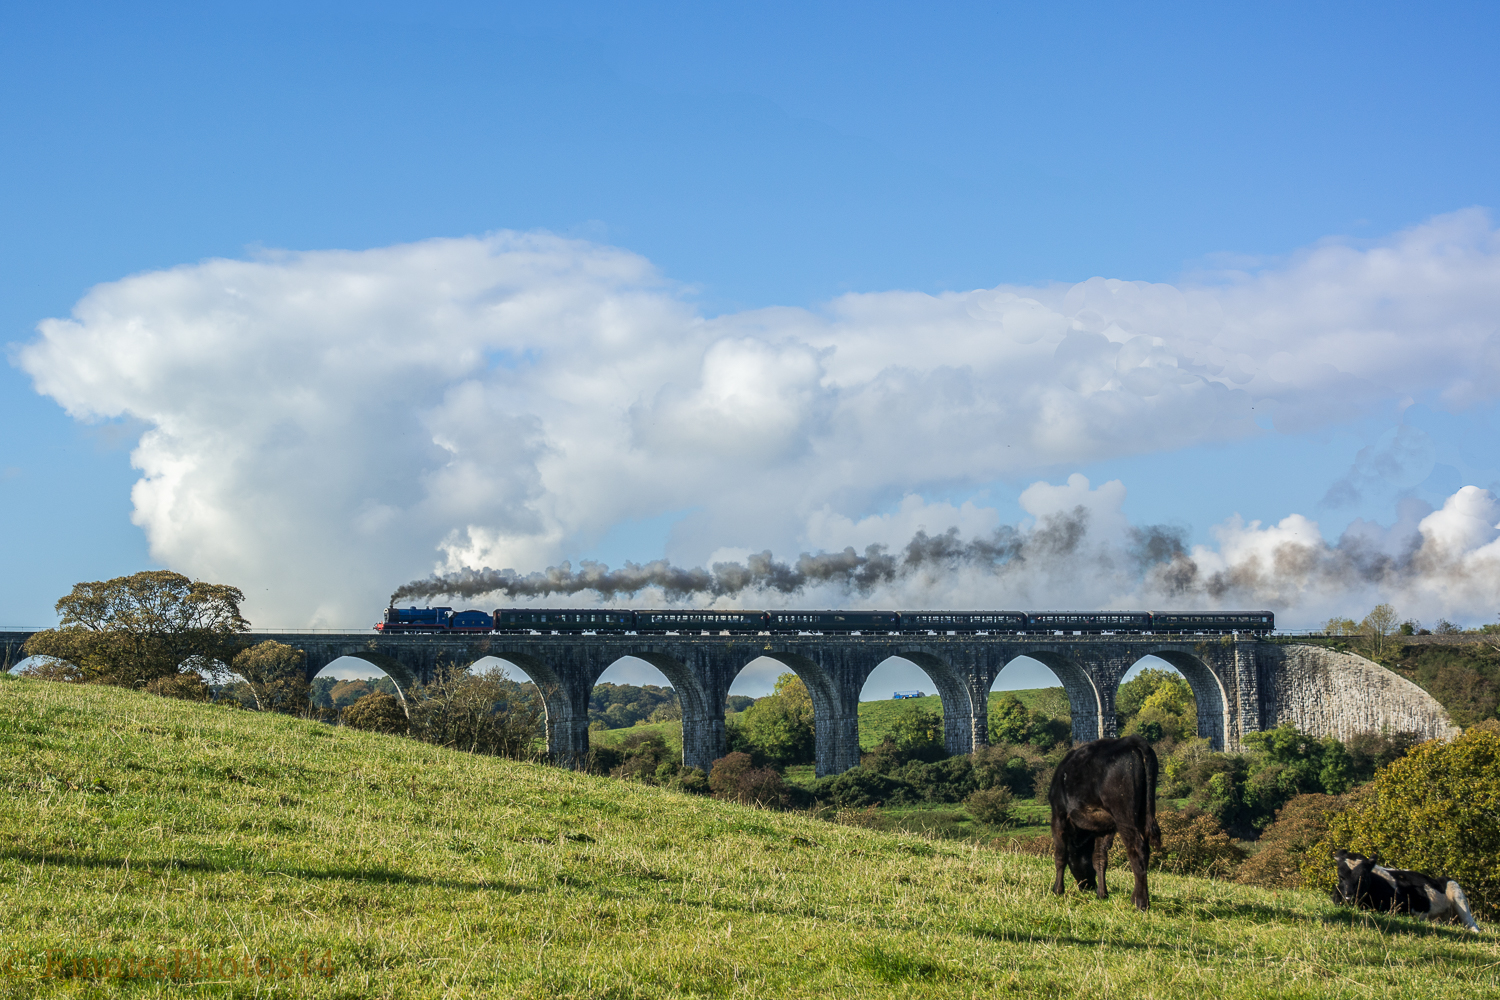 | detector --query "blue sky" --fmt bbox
[4,3,1500,700]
